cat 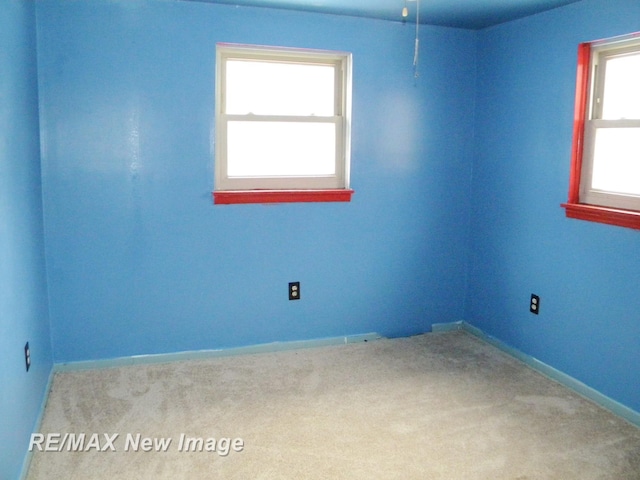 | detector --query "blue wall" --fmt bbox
[467,0,640,412]
[0,1,53,478]
[36,0,477,363]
